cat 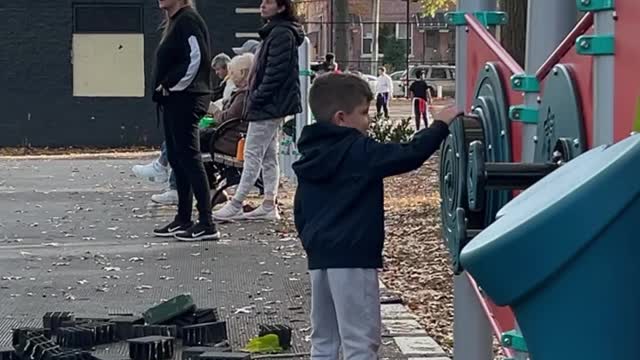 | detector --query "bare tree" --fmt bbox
[499,0,528,67]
